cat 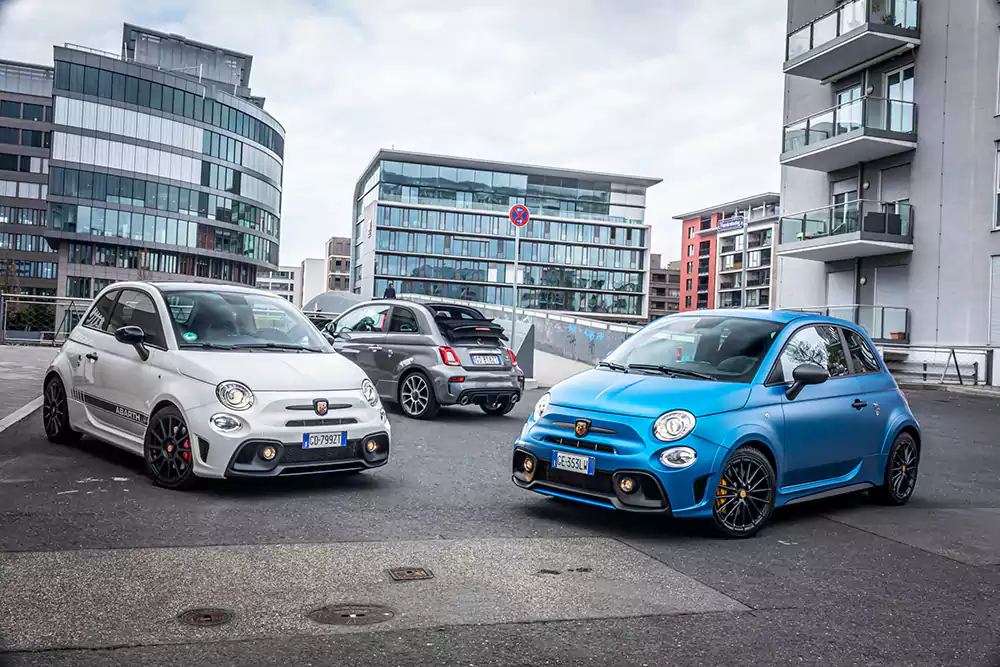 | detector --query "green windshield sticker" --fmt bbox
[182,332,198,342]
